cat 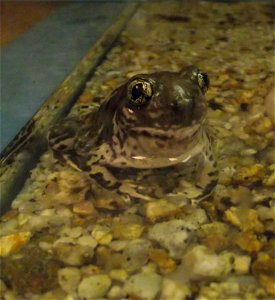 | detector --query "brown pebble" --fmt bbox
[73,201,97,216]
